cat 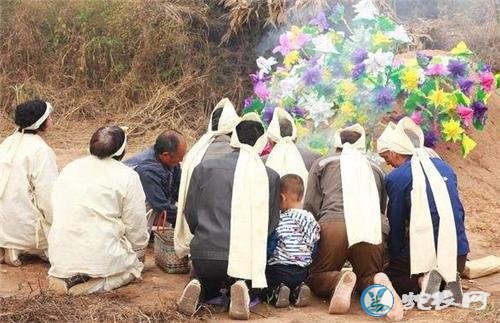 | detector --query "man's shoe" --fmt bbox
[272,284,290,308]
[68,278,105,295]
[47,276,69,295]
[374,272,404,321]
[4,249,22,267]
[291,283,311,307]
[229,280,250,320]
[419,269,442,309]
[329,271,356,314]
[177,279,201,315]
[444,272,463,305]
